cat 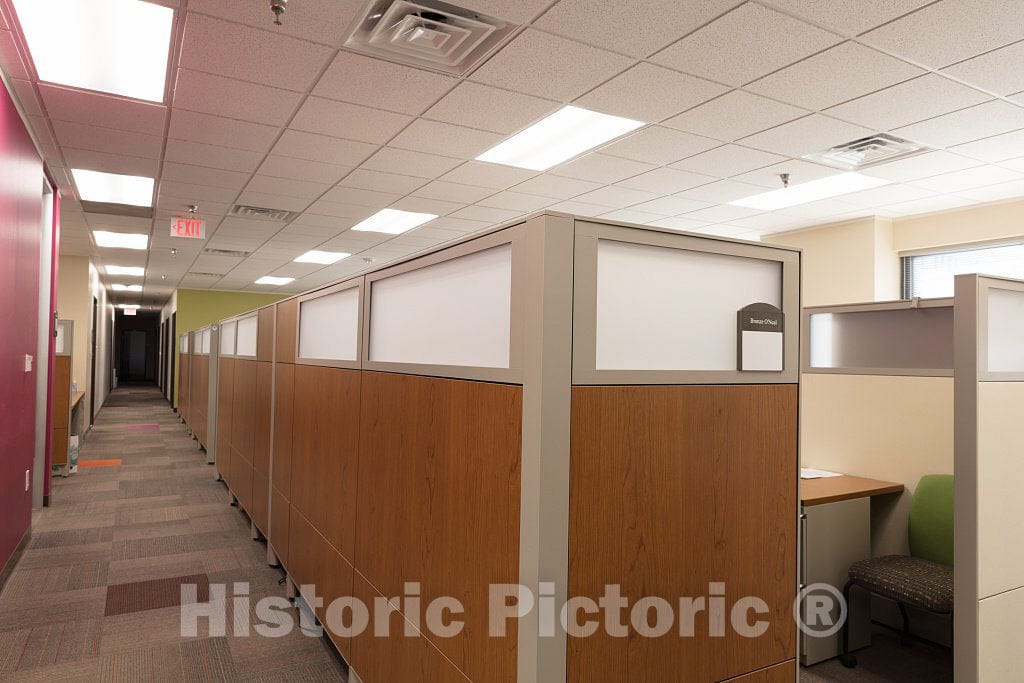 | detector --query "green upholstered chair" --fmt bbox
[839,474,954,668]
